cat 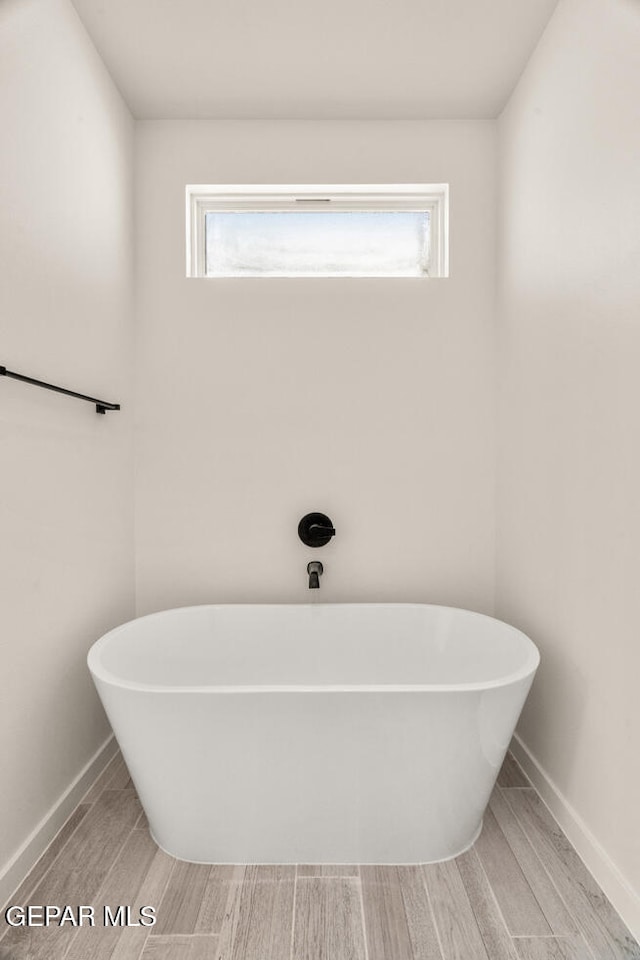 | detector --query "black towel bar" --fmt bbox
[0,365,120,414]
